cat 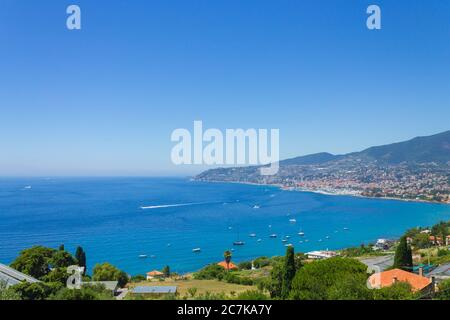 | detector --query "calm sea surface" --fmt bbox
[0,177,449,275]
